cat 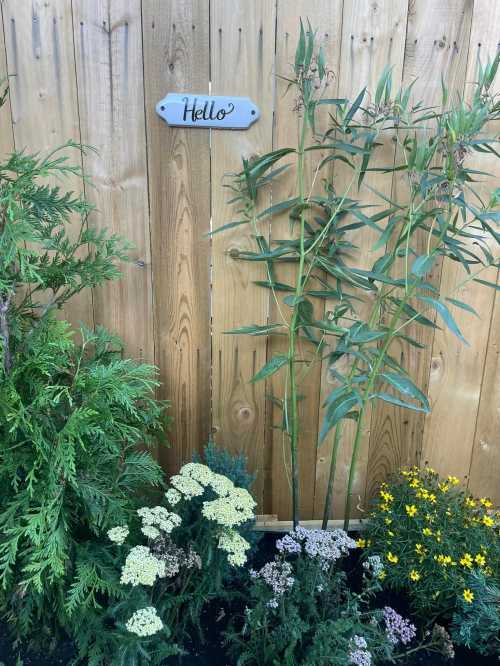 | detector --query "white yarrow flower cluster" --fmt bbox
[107,525,129,545]
[165,463,256,566]
[137,506,181,537]
[126,607,163,637]
[218,530,251,567]
[120,546,163,587]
